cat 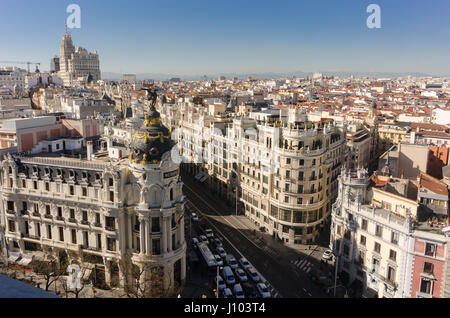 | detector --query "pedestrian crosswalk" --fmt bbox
[291,259,312,273]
